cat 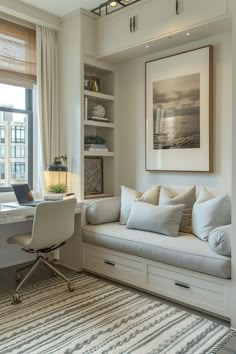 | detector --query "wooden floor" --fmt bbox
[0,262,235,353]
